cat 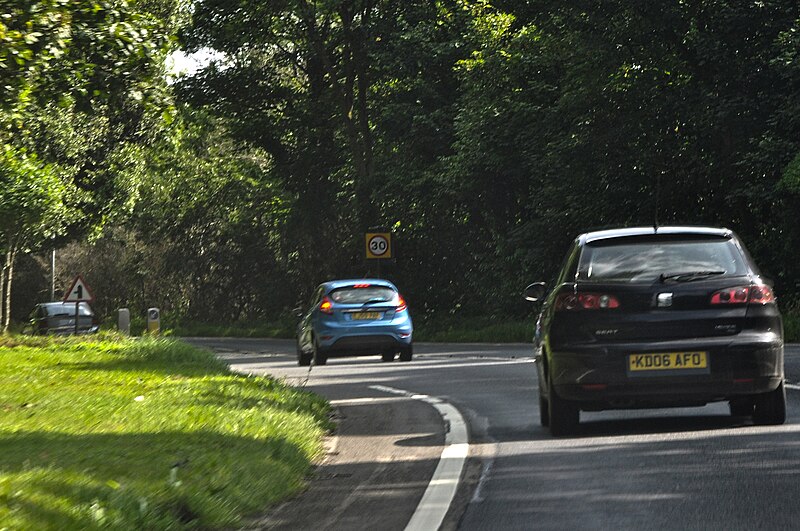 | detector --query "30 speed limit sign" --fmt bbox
[365,232,392,259]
